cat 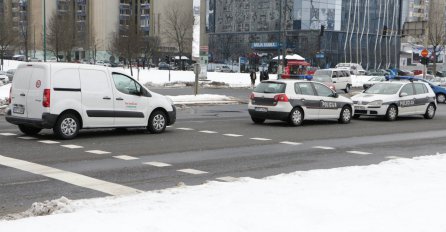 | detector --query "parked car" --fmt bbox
[6,69,16,82]
[158,62,170,70]
[351,81,436,120]
[313,69,352,93]
[248,79,354,126]
[6,63,176,139]
[335,63,365,75]
[311,75,337,91]
[215,65,232,73]
[0,71,8,84]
